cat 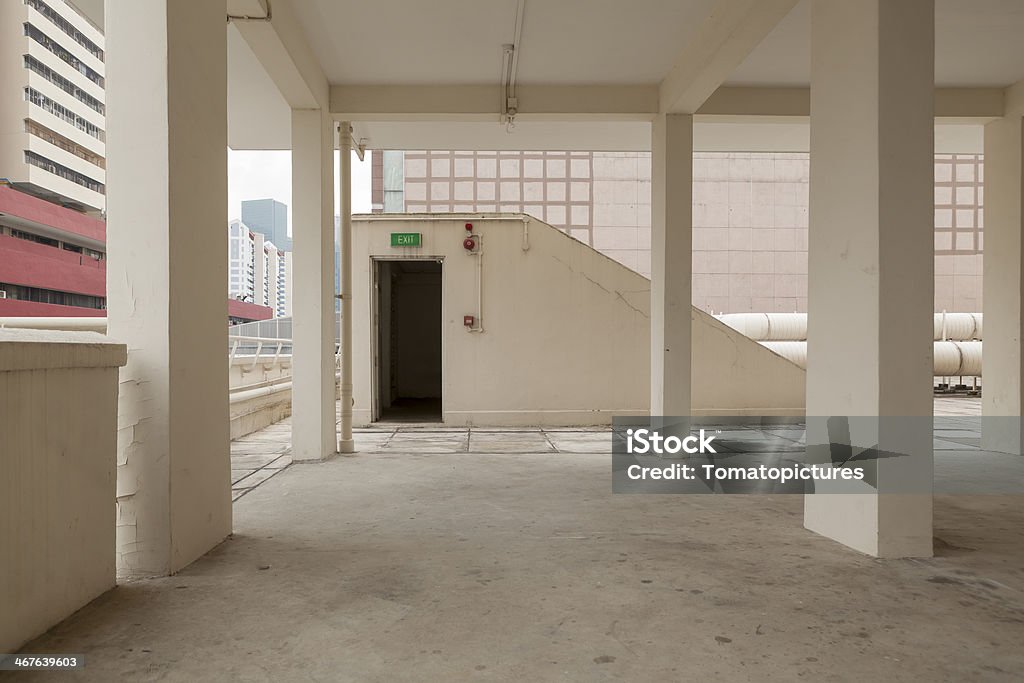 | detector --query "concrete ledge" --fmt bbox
[0,329,127,371]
